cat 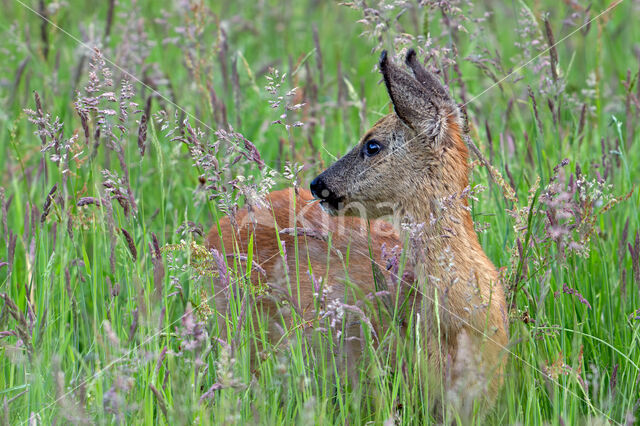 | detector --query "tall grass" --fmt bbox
[1,0,639,424]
